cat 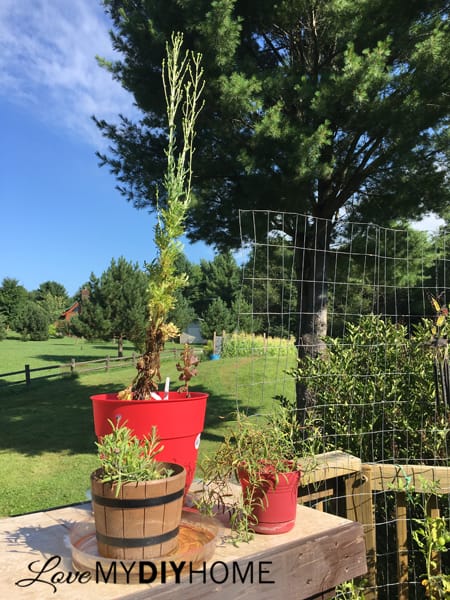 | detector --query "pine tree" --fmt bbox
[96,0,450,409]
[76,257,148,356]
